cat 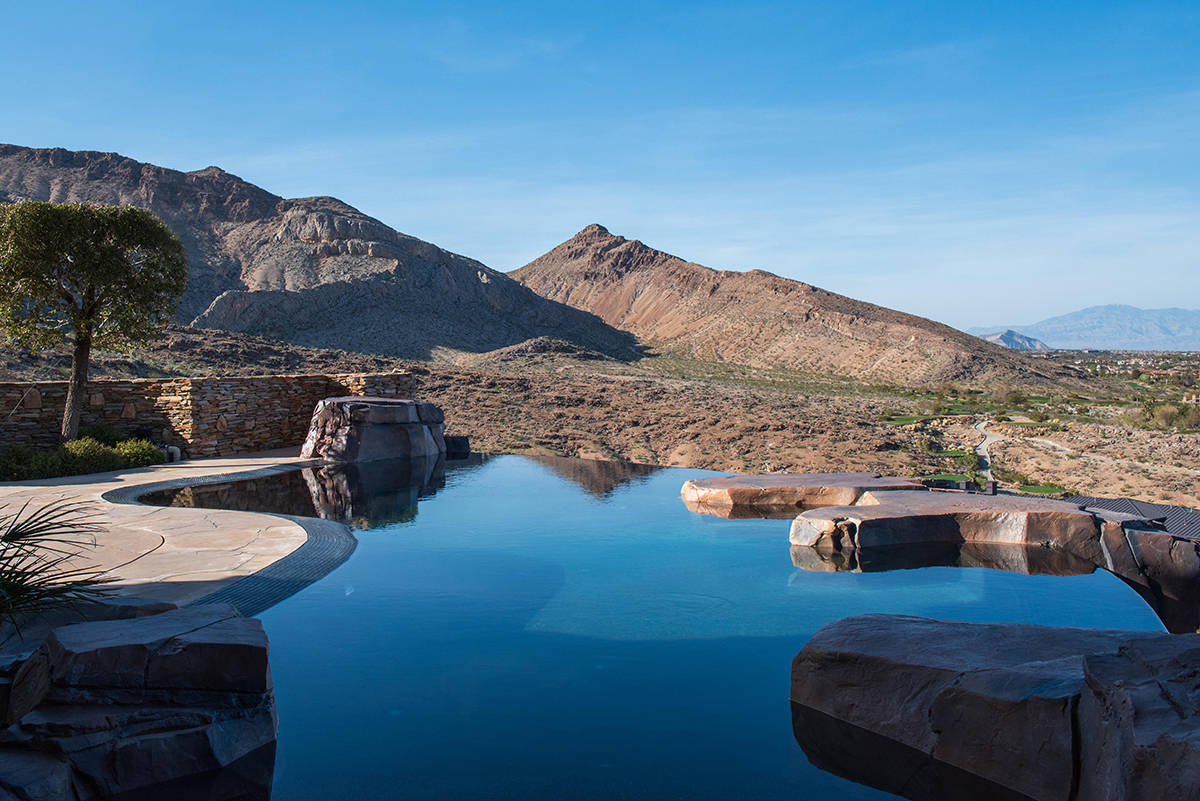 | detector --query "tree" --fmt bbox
[0,202,187,440]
